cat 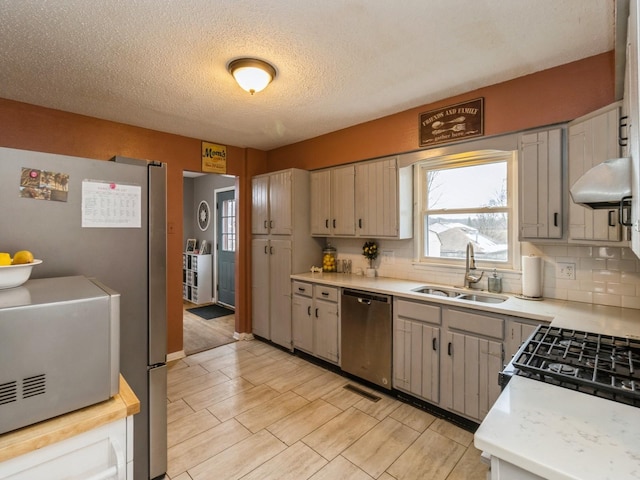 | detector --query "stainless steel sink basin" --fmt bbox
[455,293,507,304]
[411,285,508,304]
[411,286,459,298]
